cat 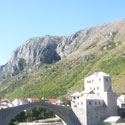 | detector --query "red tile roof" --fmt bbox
[45,99,61,104]
[29,98,40,101]
[66,96,72,101]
